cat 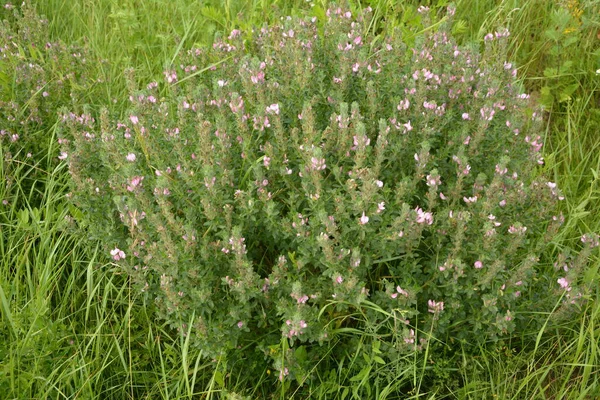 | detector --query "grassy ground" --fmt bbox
[1,0,599,398]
